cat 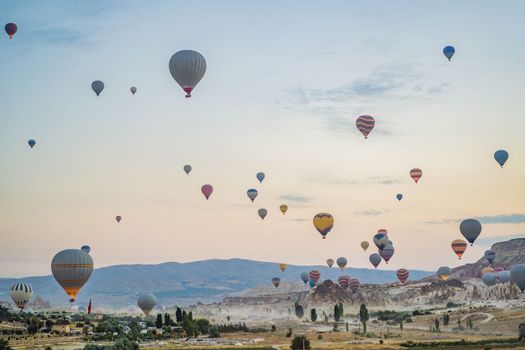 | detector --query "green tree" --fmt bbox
[359,304,369,334]
[164,313,171,326]
[443,314,449,326]
[155,314,163,329]
[175,308,183,323]
[400,319,403,331]
[208,326,220,338]
[334,304,341,322]
[28,316,43,335]
[0,339,12,350]
[310,309,317,322]
[338,302,344,317]
[286,328,293,337]
[188,311,193,321]
[196,319,210,334]
[294,303,304,319]
[345,321,349,332]
[290,335,311,350]
[435,318,440,332]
